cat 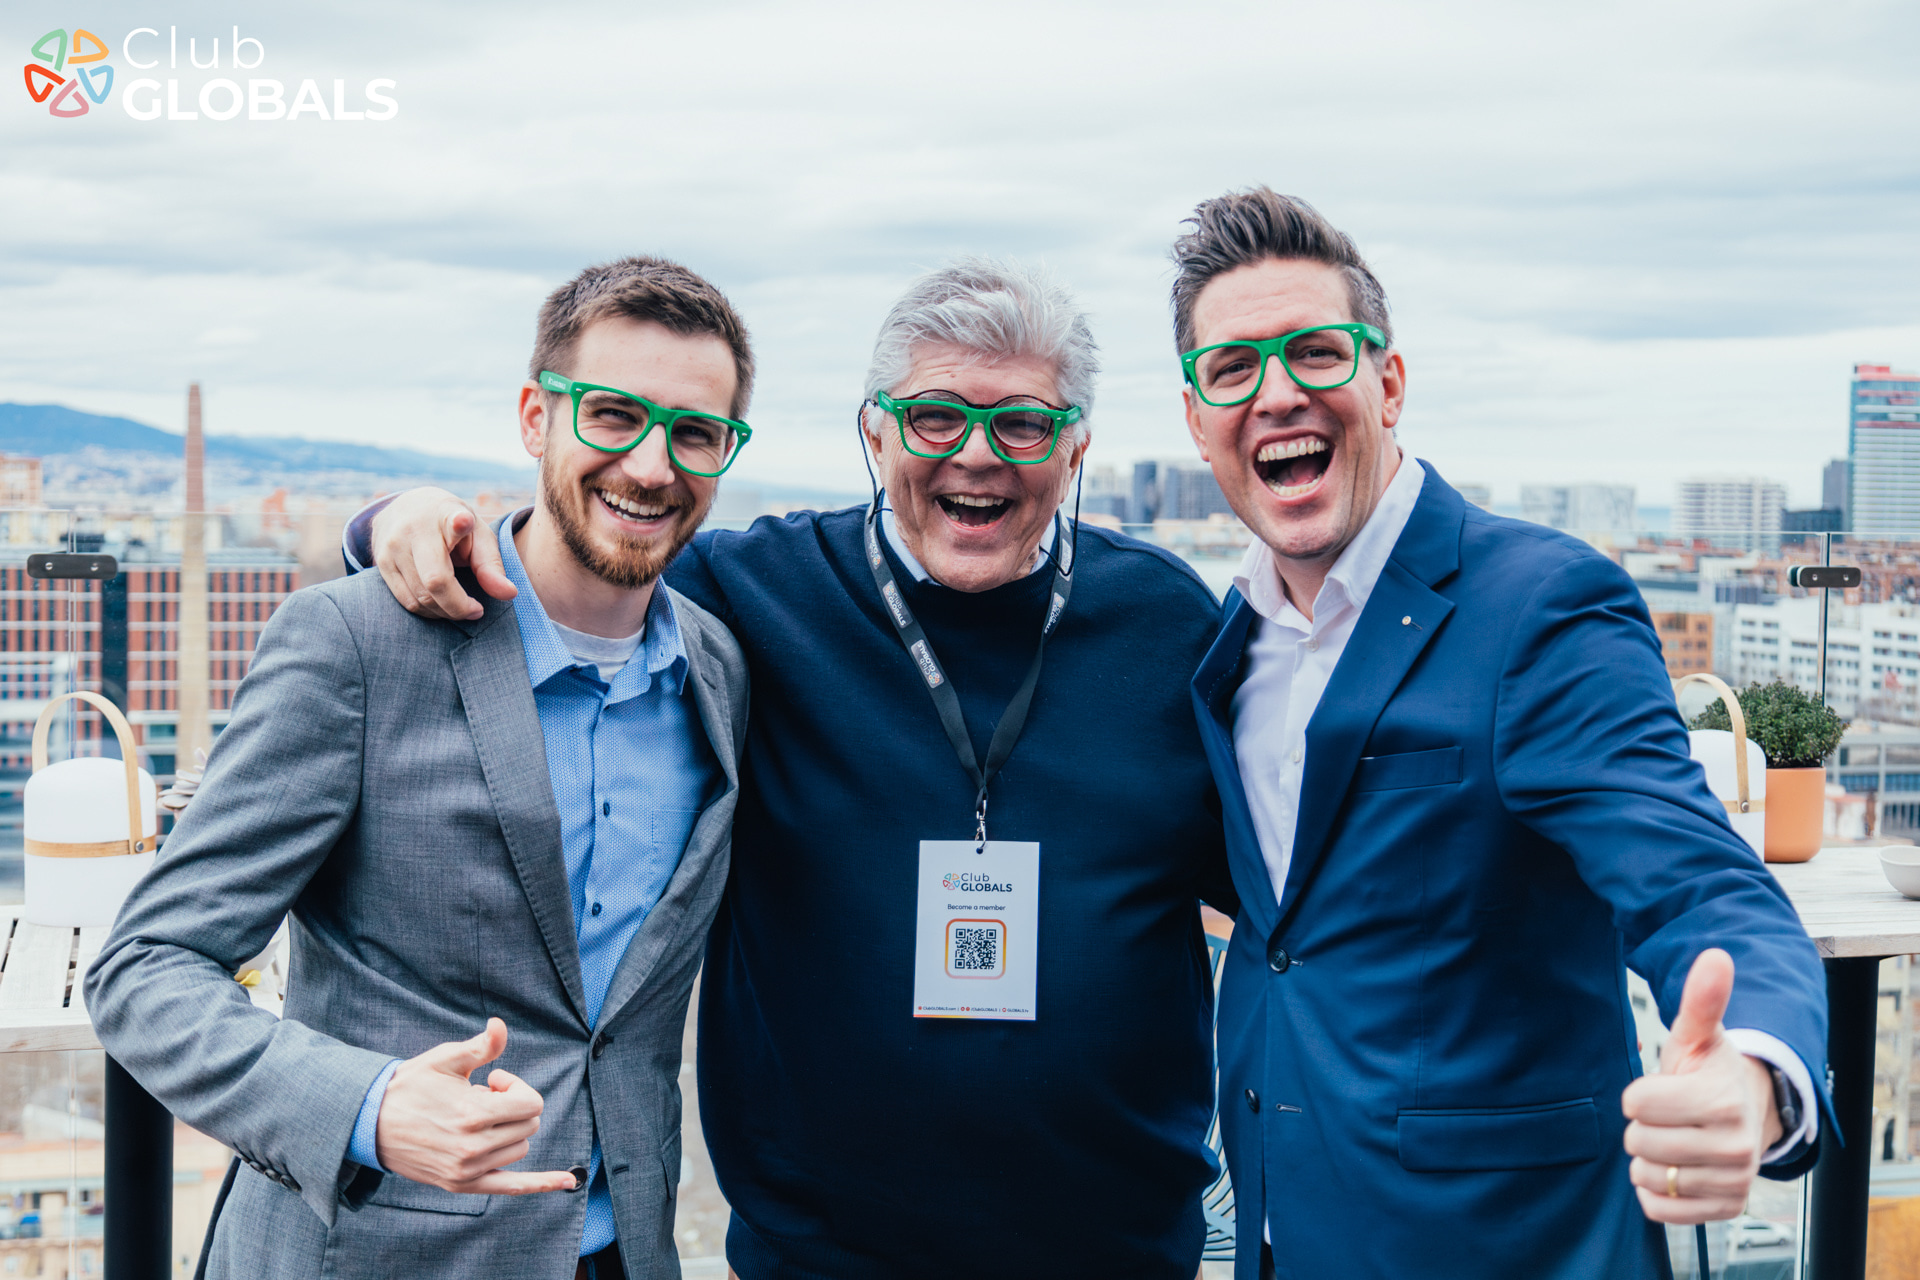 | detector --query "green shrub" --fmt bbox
[1688,680,1850,769]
